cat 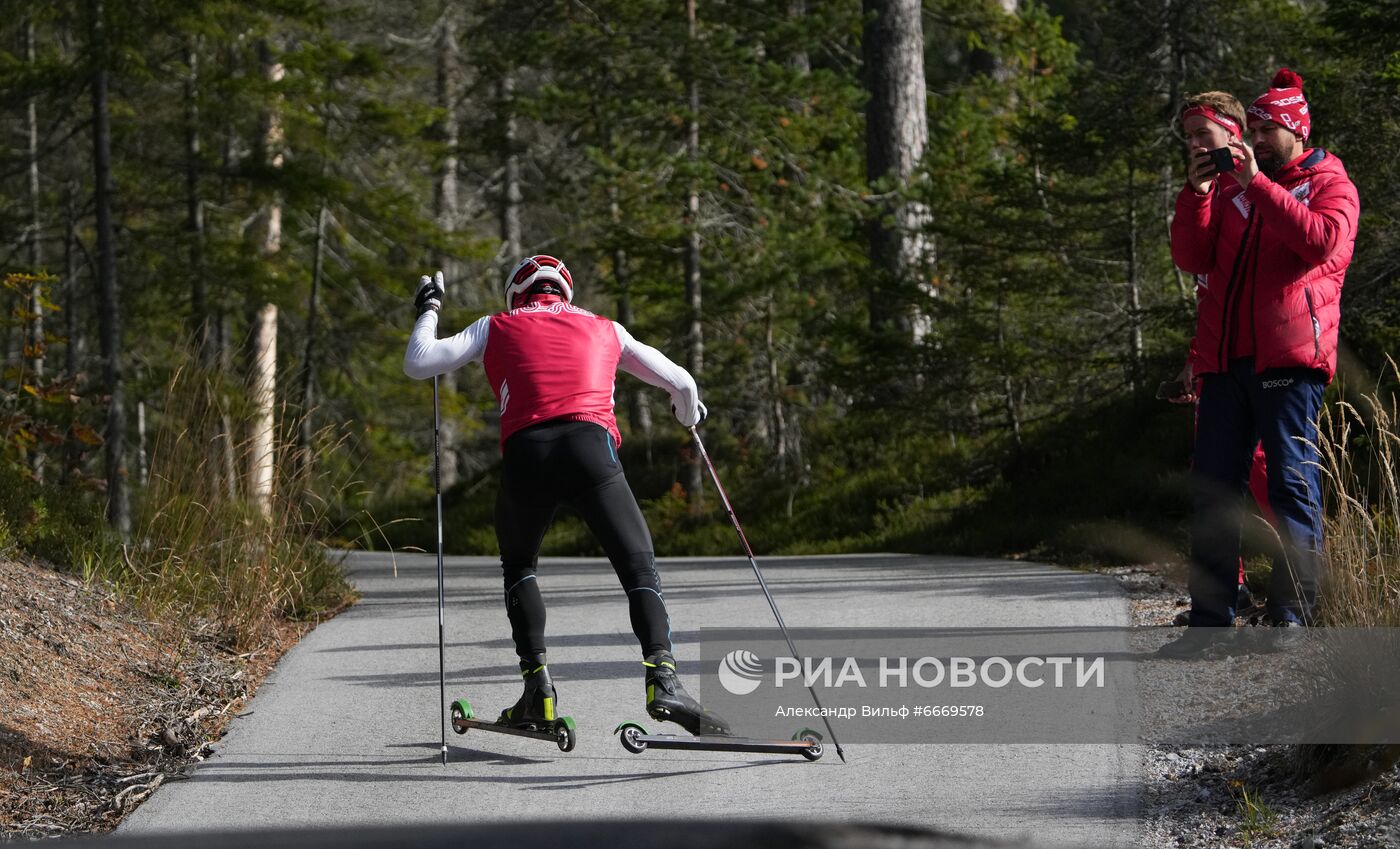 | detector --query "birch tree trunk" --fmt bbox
[249,304,277,517]
[683,0,704,507]
[248,43,283,520]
